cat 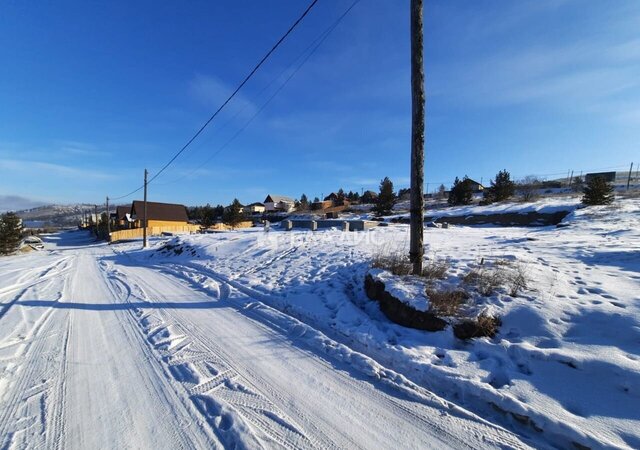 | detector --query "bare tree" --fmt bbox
[518,175,541,202]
